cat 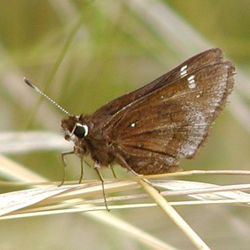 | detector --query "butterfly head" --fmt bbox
[61,115,89,143]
